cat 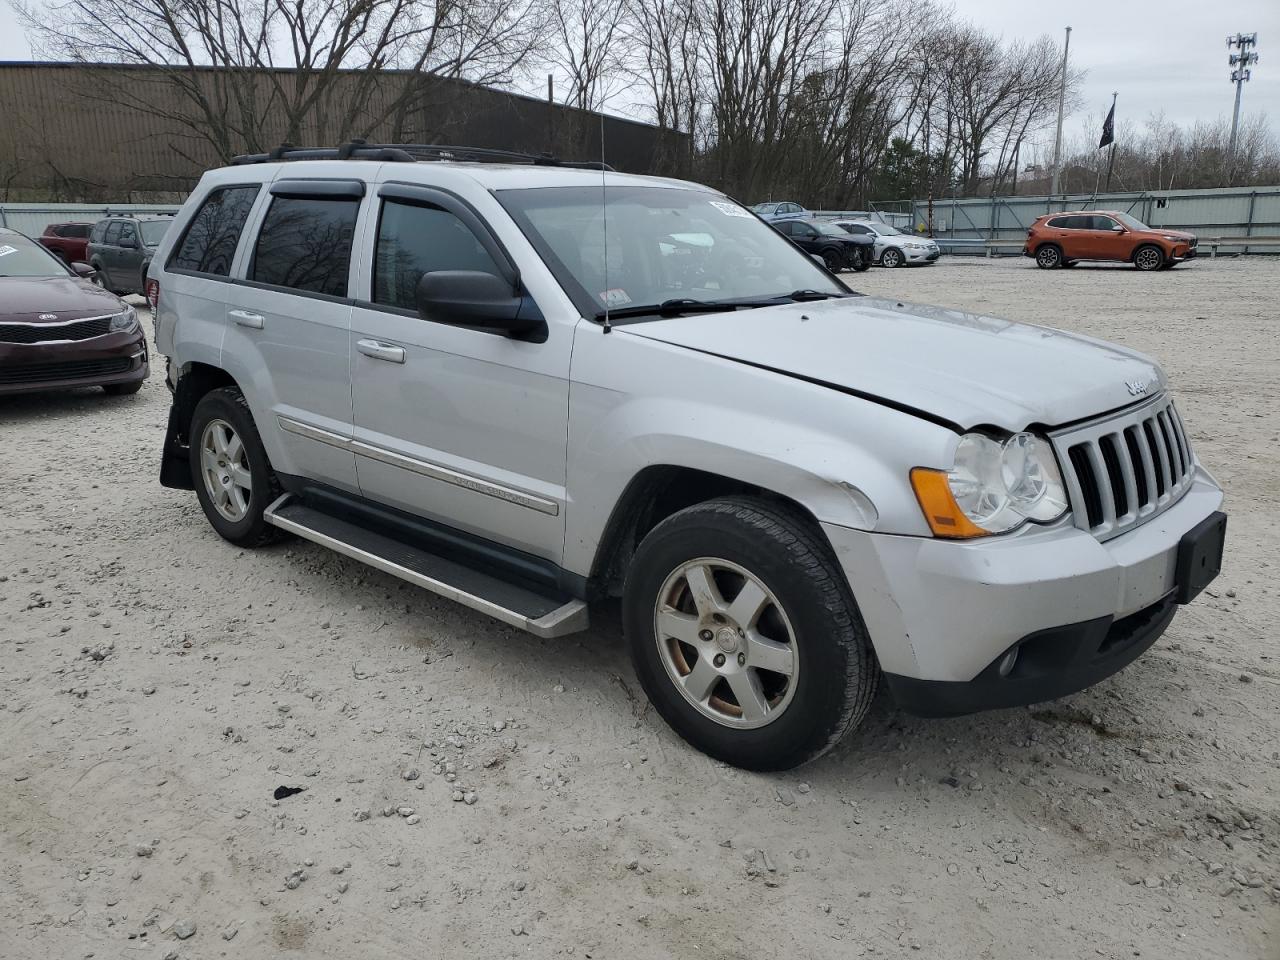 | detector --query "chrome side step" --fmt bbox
[264,494,588,638]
